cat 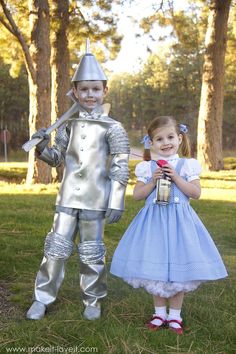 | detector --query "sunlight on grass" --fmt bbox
[0,162,27,179]
[202,170,236,180]
[1,178,236,203]
[0,162,28,168]
[126,184,236,202]
[0,162,28,171]
[0,181,59,194]
[201,188,236,201]
[1,161,236,203]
